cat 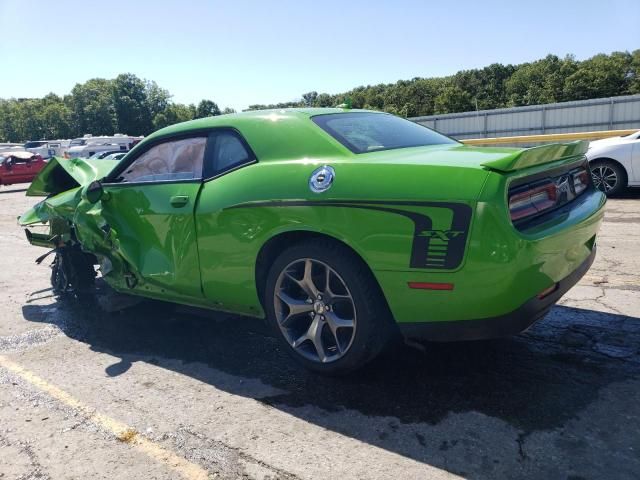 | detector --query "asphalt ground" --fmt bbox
[0,186,639,479]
